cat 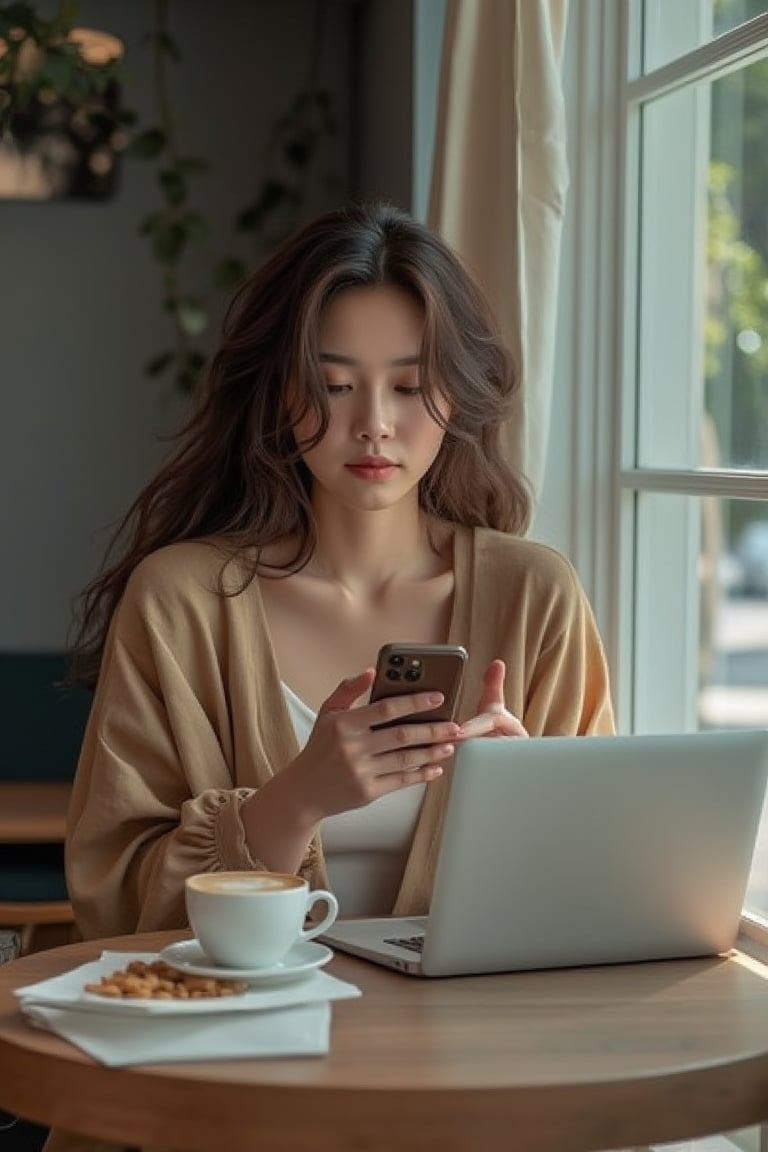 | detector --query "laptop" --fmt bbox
[320,730,768,976]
